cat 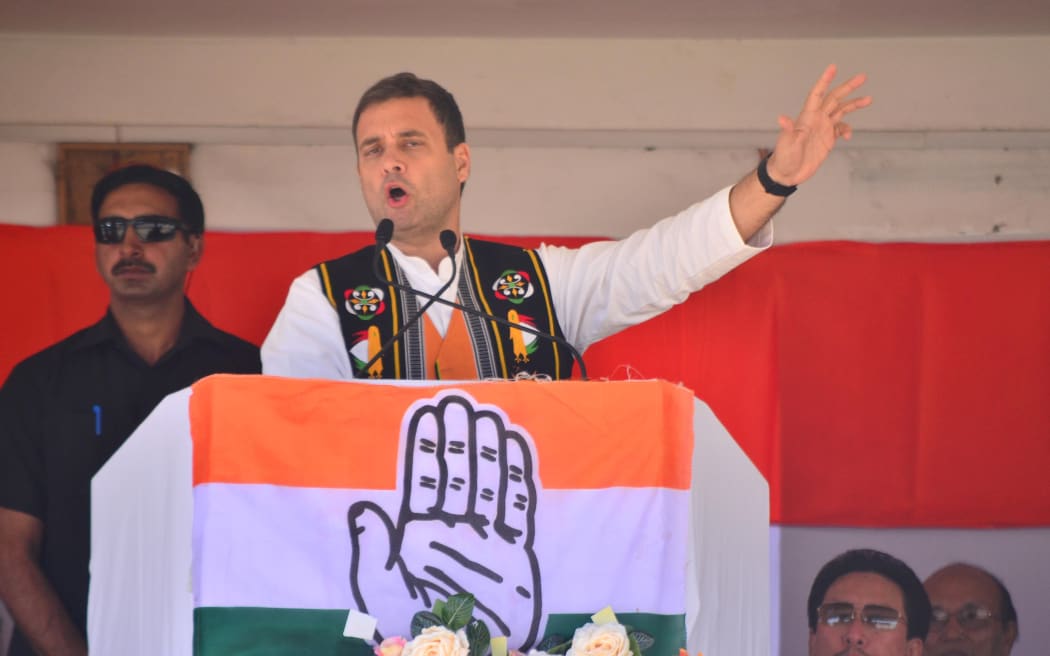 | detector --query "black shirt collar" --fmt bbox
[74,298,220,360]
